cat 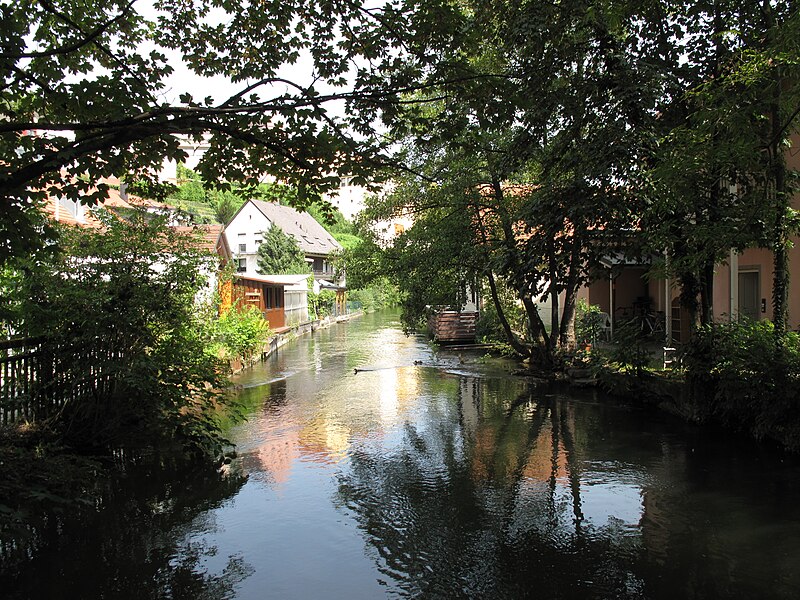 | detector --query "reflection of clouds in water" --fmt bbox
[579,464,648,530]
[379,367,399,423]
